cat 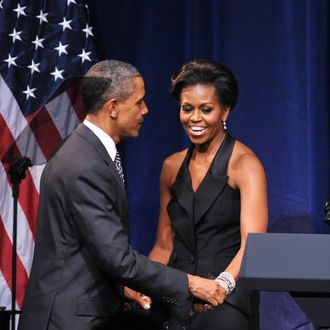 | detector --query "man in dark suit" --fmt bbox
[18,60,223,330]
